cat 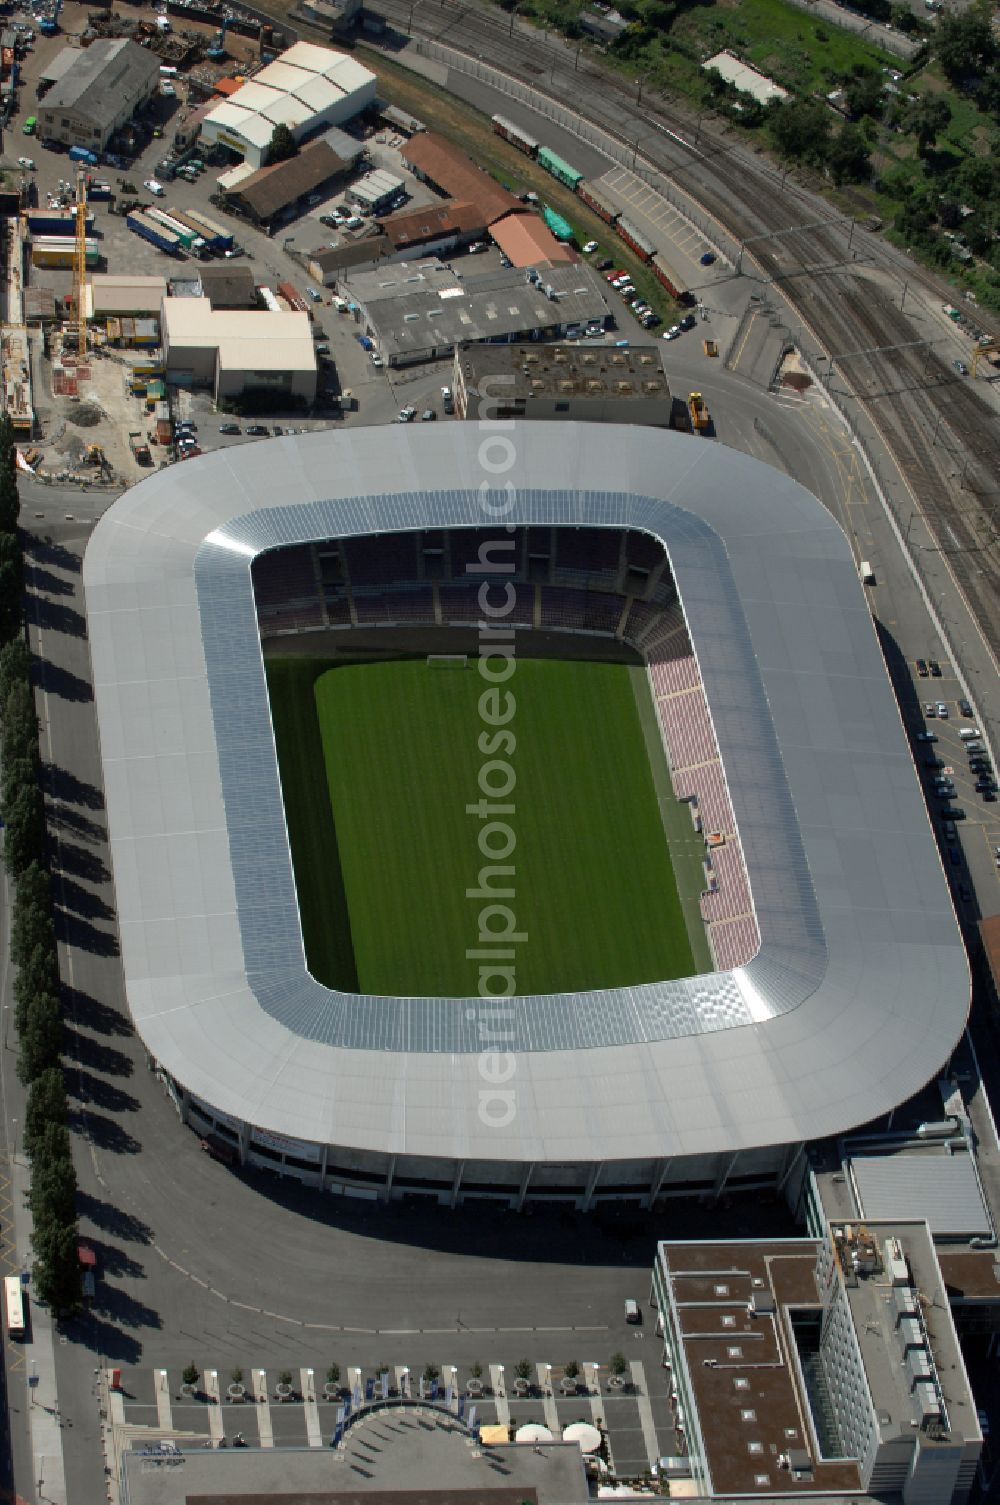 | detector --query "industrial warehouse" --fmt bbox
[199,41,376,167]
[81,423,969,1207]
